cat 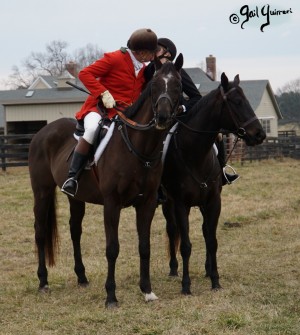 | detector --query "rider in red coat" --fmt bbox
[61,28,158,197]
[76,48,149,120]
